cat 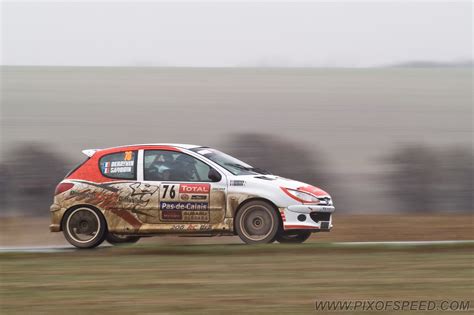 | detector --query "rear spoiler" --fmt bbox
[82,149,98,157]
